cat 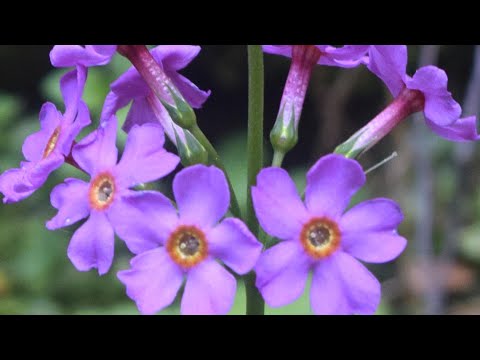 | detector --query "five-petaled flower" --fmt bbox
[117,165,263,315]
[46,118,180,275]
[252,154,407,314]
[0,68,90,203]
